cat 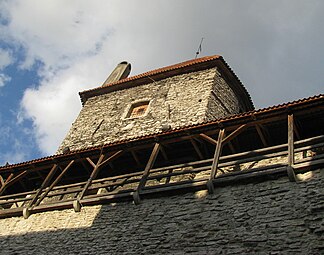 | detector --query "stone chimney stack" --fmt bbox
[102,61,131,86]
